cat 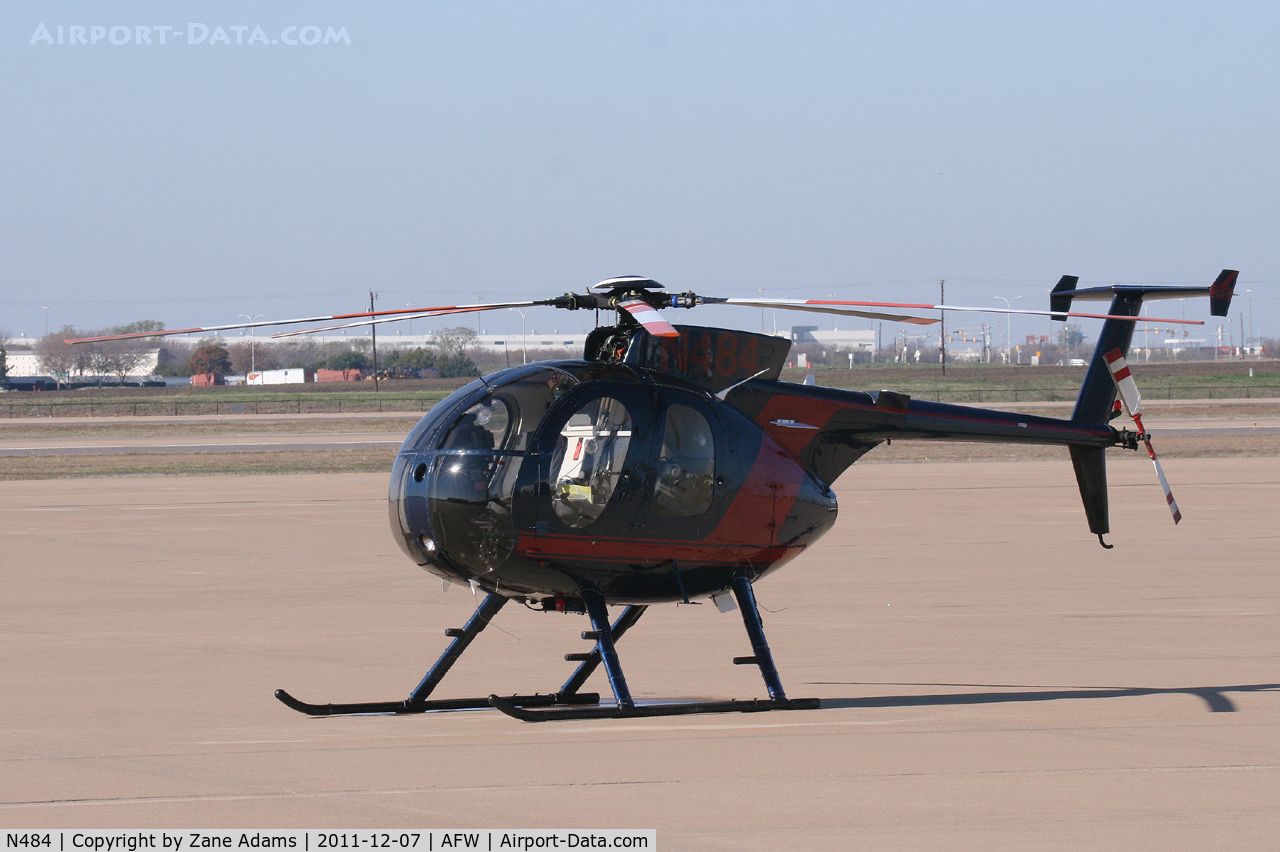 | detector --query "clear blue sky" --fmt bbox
[3,2,1276,348]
